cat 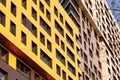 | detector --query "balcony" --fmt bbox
[65,3,80,22]
[71,0,79,12]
